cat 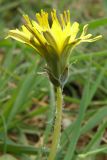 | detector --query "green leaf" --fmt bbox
[81,17,107,29]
